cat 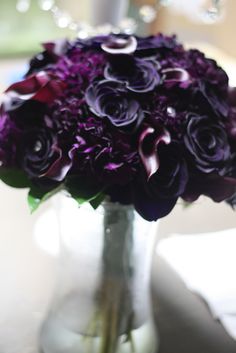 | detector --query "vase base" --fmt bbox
[40,317,158,353]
